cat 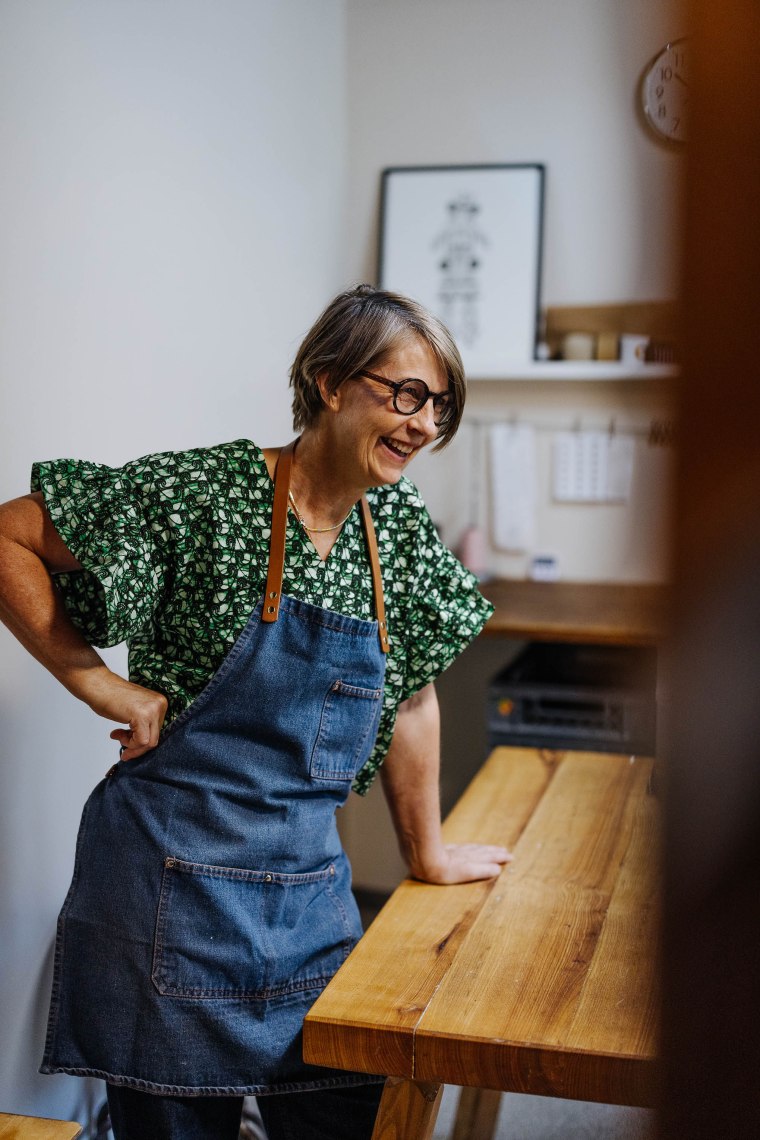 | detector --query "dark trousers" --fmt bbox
[106,1081,384,1140]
